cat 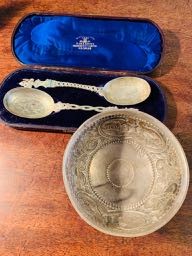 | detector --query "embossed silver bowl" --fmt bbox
[63,109,189,237]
